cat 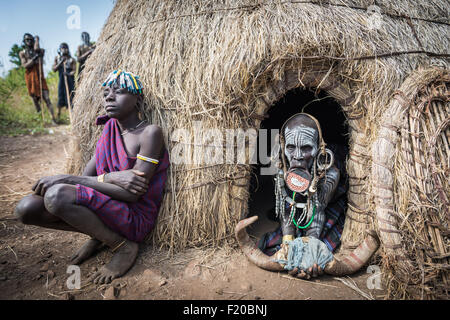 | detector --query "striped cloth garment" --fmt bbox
[76,115,170,243]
